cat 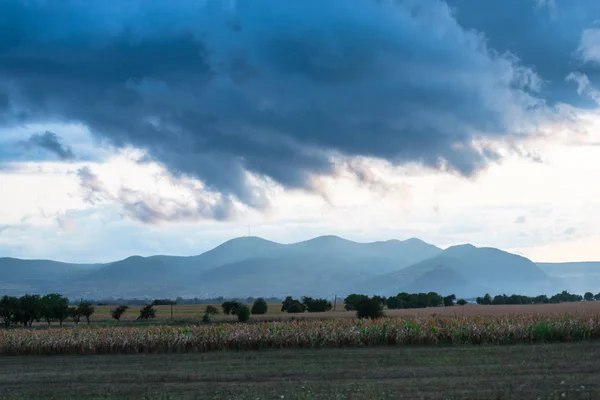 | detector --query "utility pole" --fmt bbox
[170,303,173,320]
[333,295,337,312]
